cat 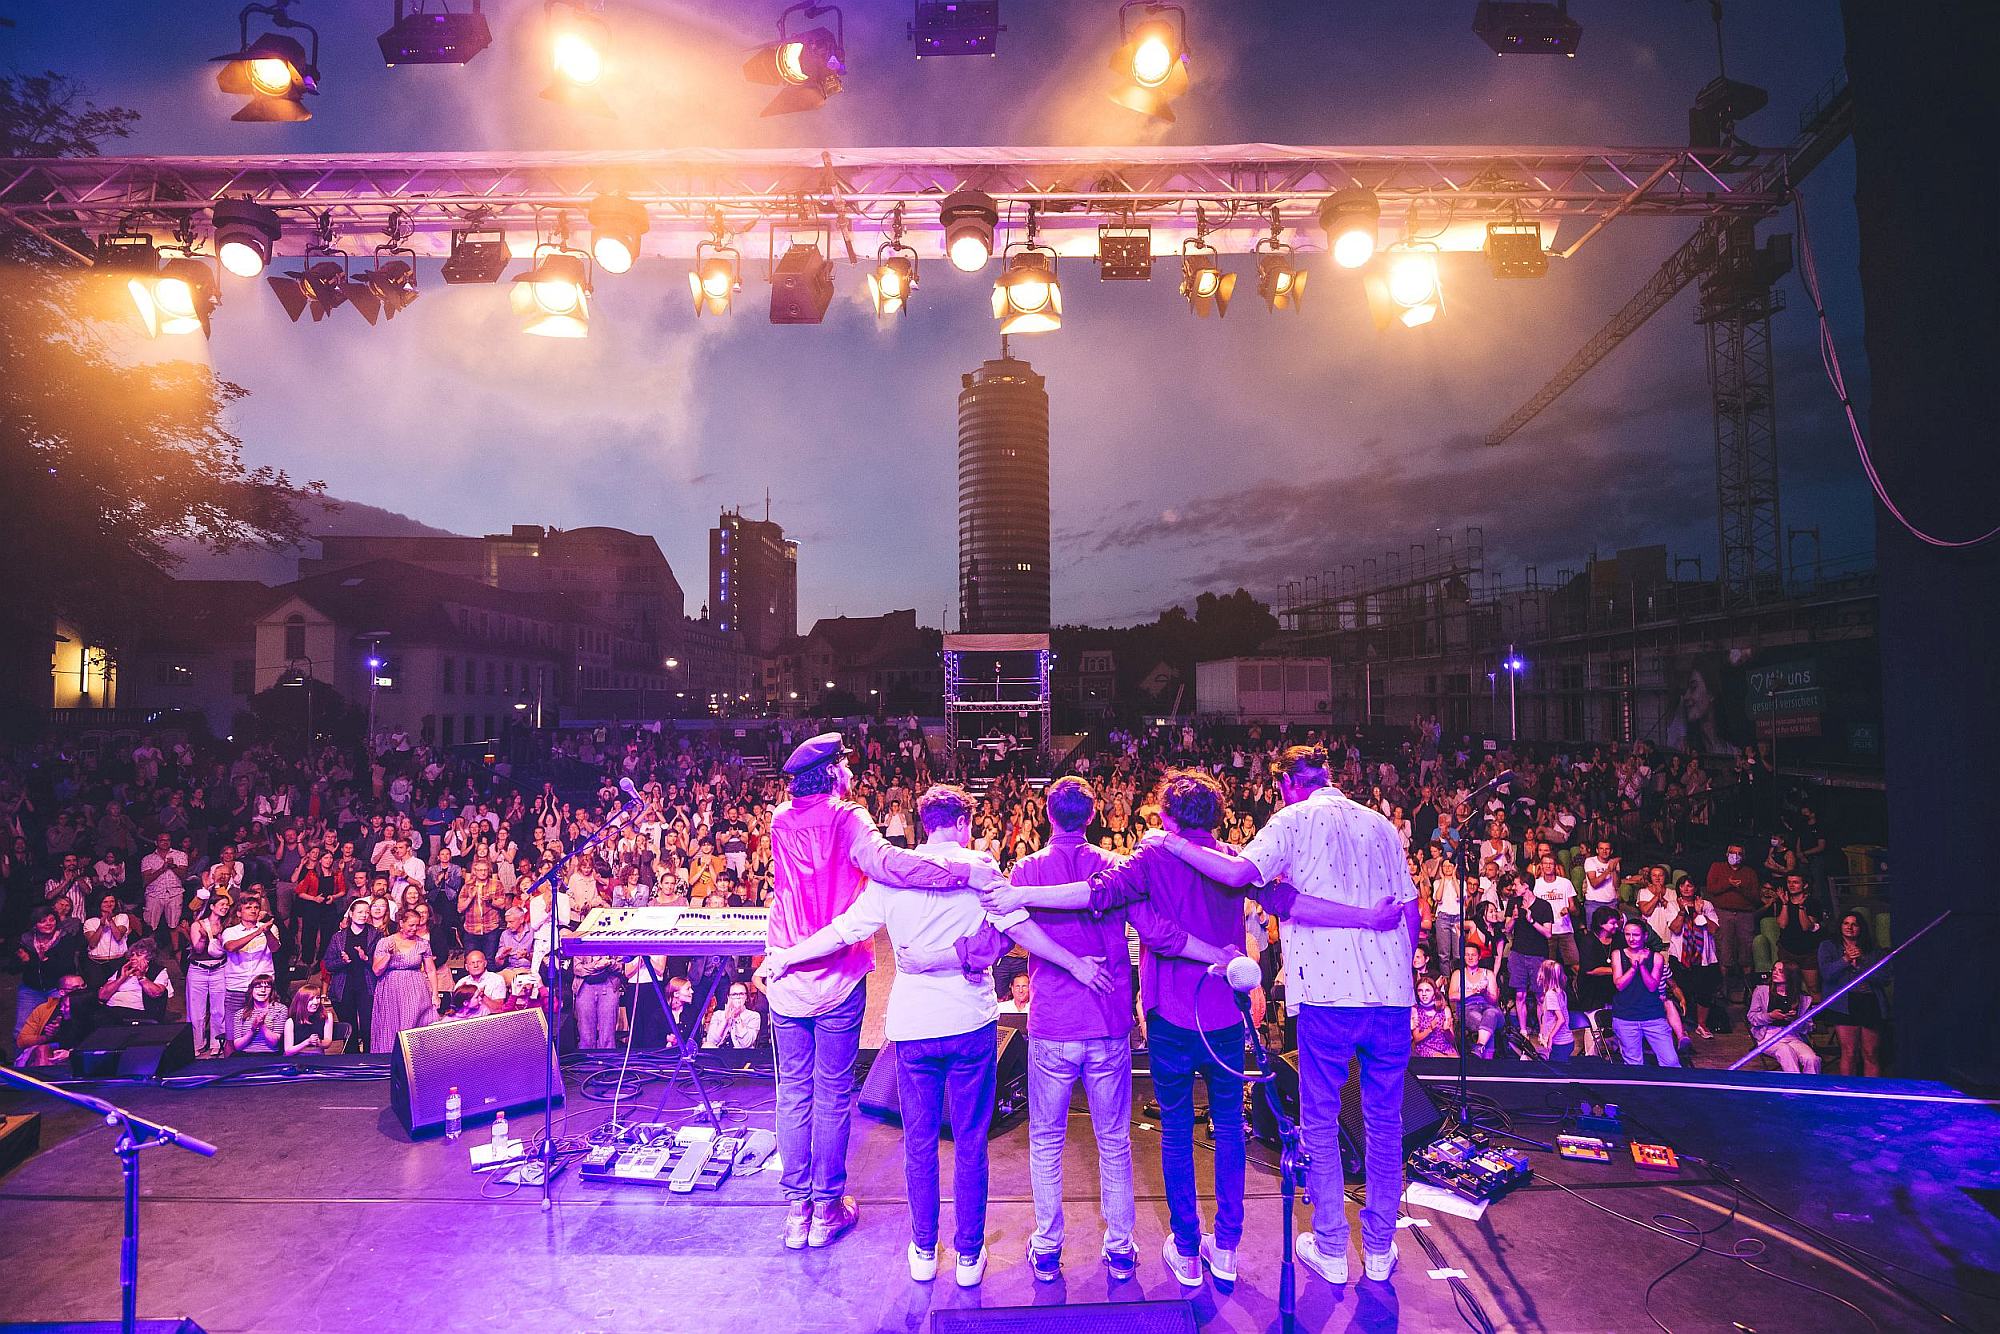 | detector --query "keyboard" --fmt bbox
[560,905,770,957]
